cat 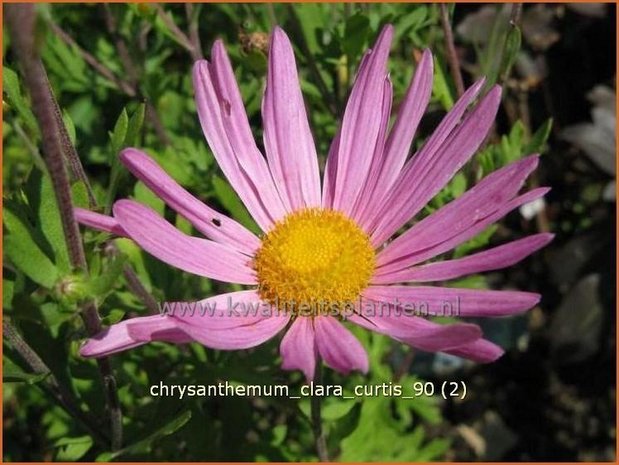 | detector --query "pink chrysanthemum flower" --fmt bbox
[76,26,552,380]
